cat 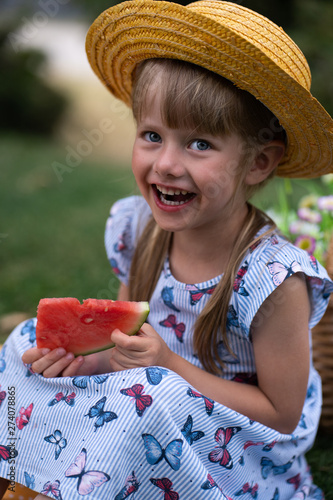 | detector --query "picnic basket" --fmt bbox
[312,235,333,431]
